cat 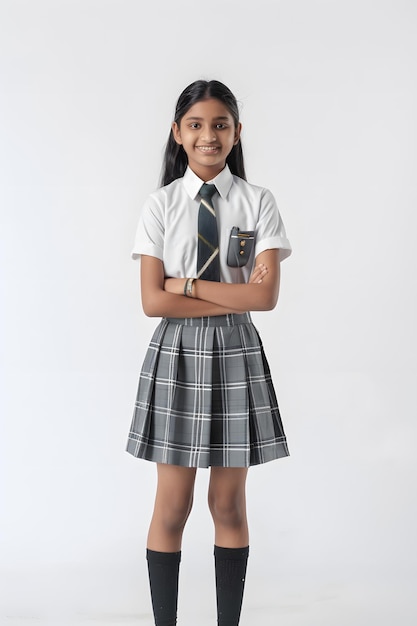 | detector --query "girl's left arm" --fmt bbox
[165,249,281,312]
